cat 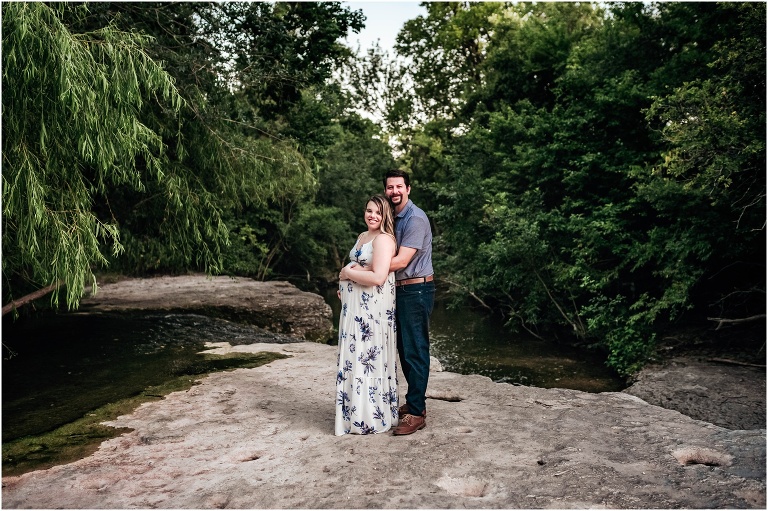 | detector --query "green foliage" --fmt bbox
[479,2,605,110]
[340,41,415,133]
[3,1,369,308]
[2,2,185,309]
[279,110,396,281]
[390,1,766,375]
[210,1,364,119]
[581,294,656,376]
[220,213,274,280]
[244,80,396,282]
[395,2,504,120]
[646,4,766,239]
[5,0,763,378]
[70,2,341,278]
[282,205,353,282]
